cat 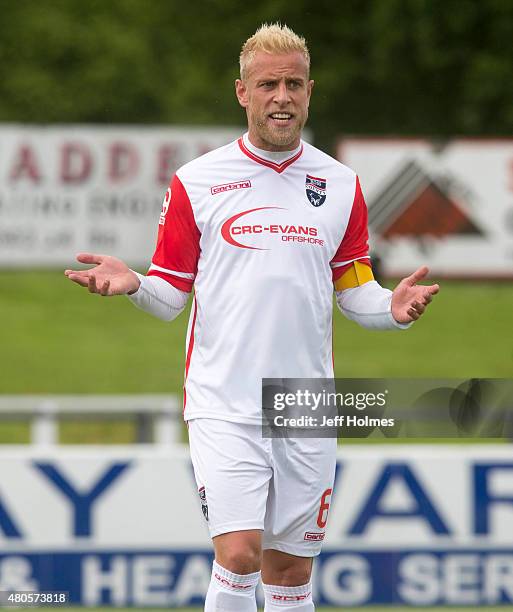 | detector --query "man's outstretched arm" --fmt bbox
[65,252,188,321]
[331,176,439,330]
[389,265,439,323]
[65,252,141,295]
[335,264,439,330]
